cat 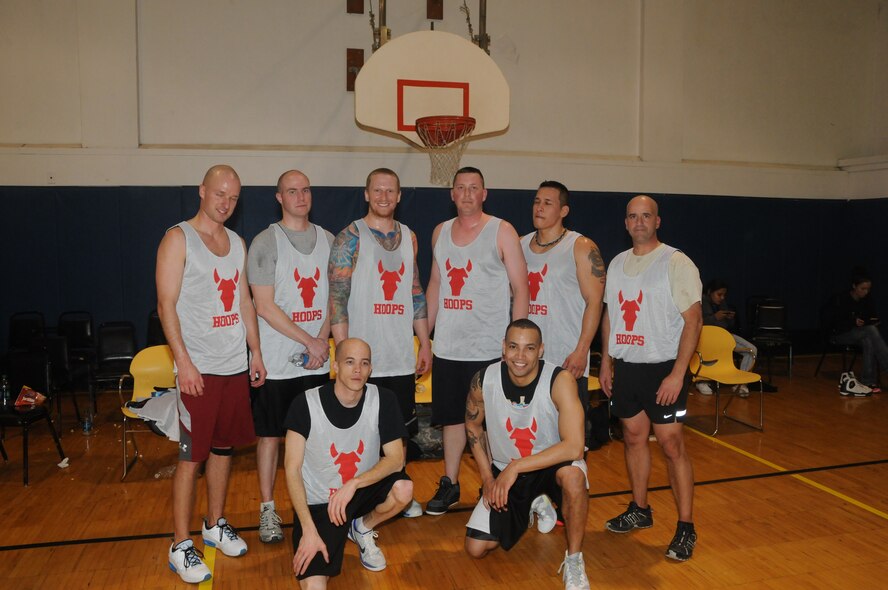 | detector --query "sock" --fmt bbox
[261,500,275,512]
[566,551,583,562]
[677,520,695,531]
[174,539,193,550]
